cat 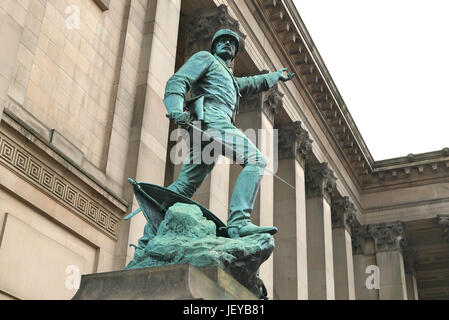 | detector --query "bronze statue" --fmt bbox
[136,29,295,249]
